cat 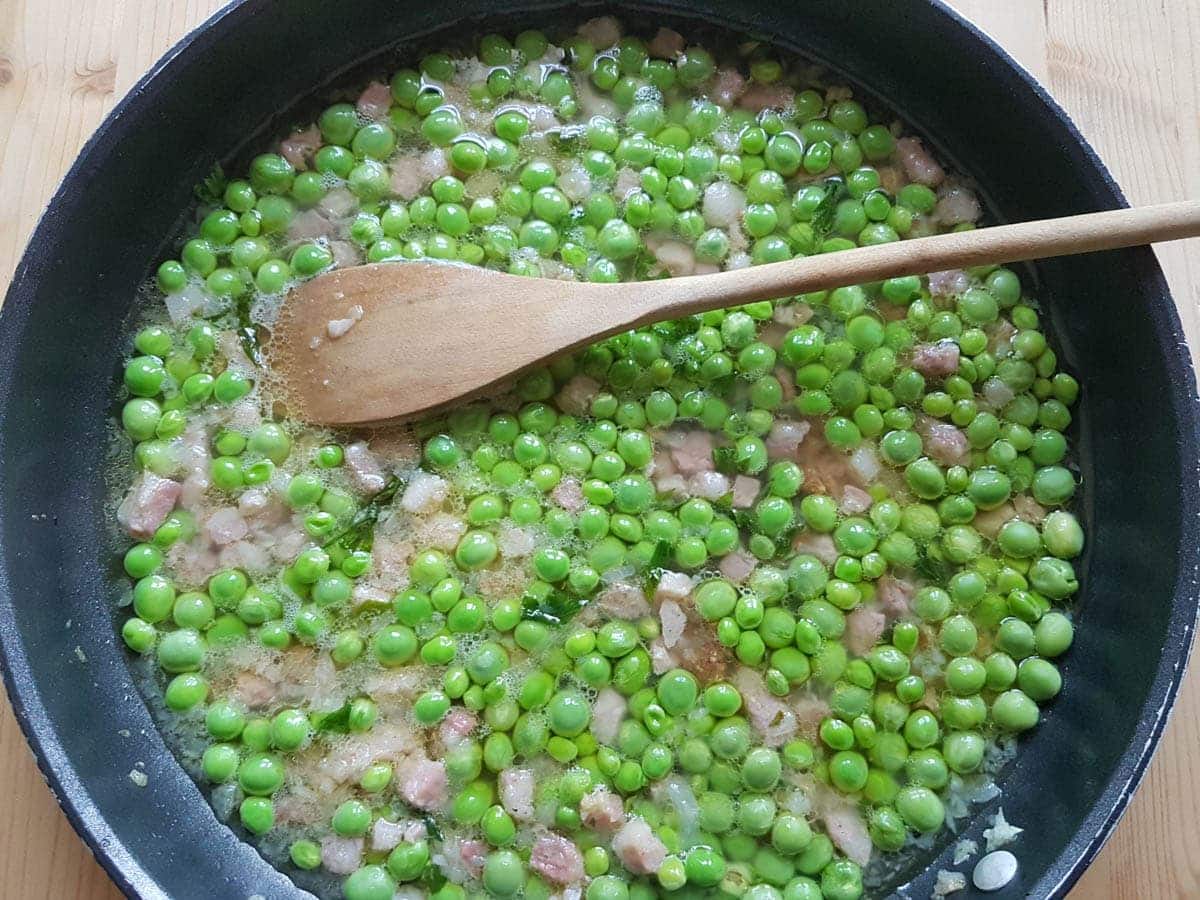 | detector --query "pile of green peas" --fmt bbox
[116,19,1085,900]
